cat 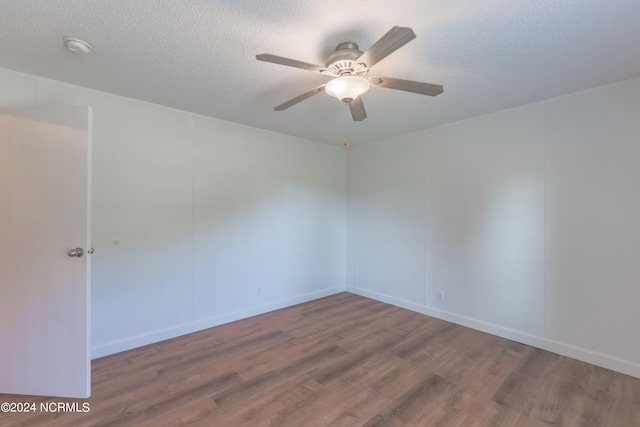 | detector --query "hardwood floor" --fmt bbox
[2,292,639,426]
